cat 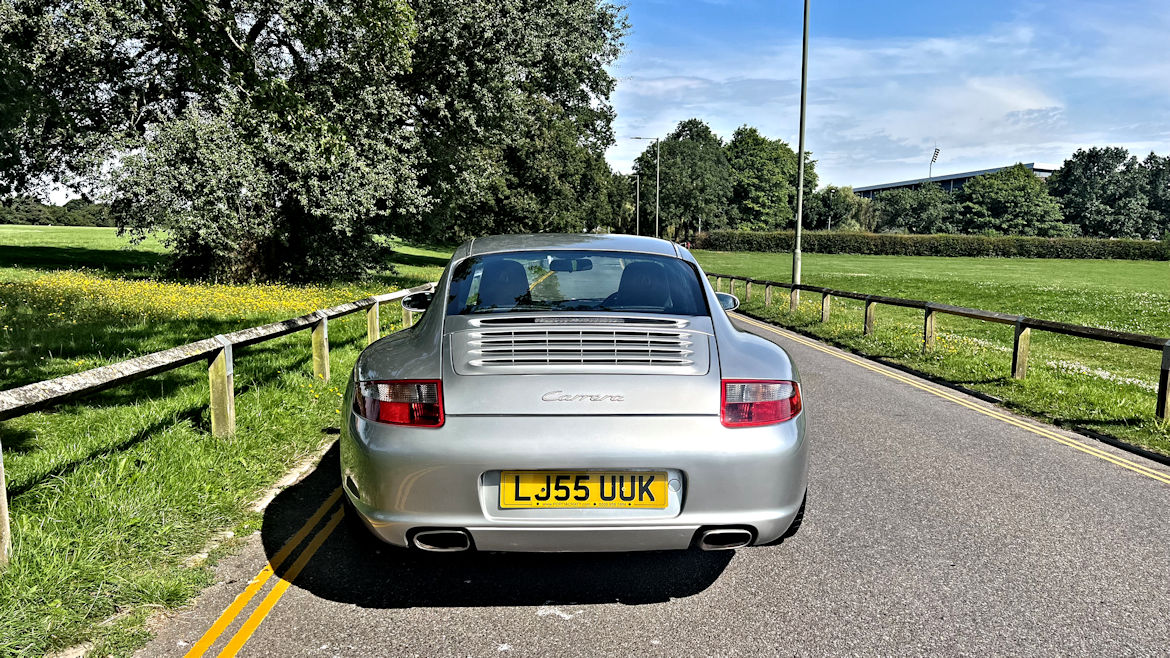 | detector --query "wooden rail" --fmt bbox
[708,272,1170,421]
[0,282,435,568]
